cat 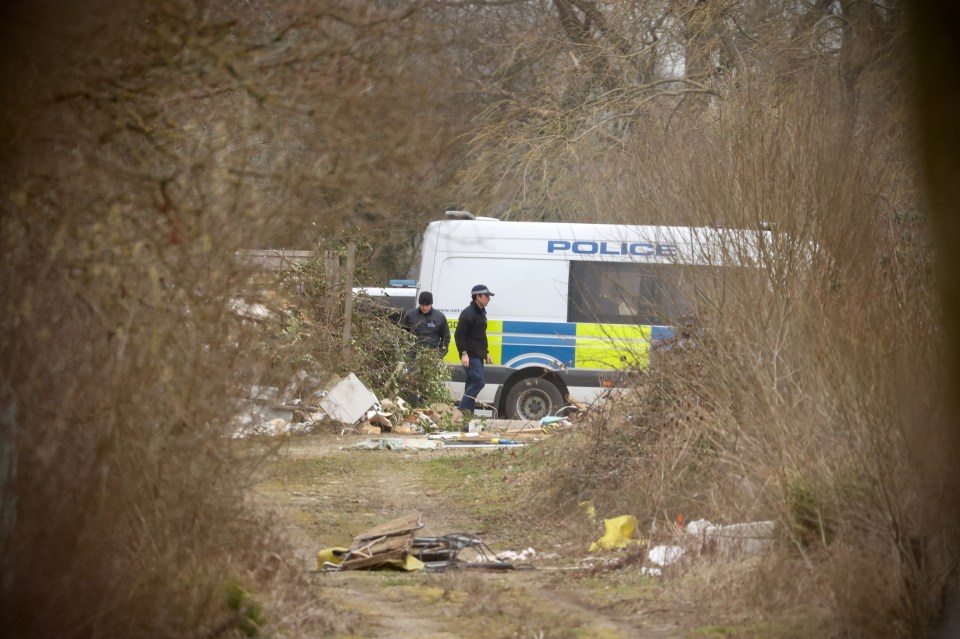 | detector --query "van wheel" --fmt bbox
[505,378,563,421]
